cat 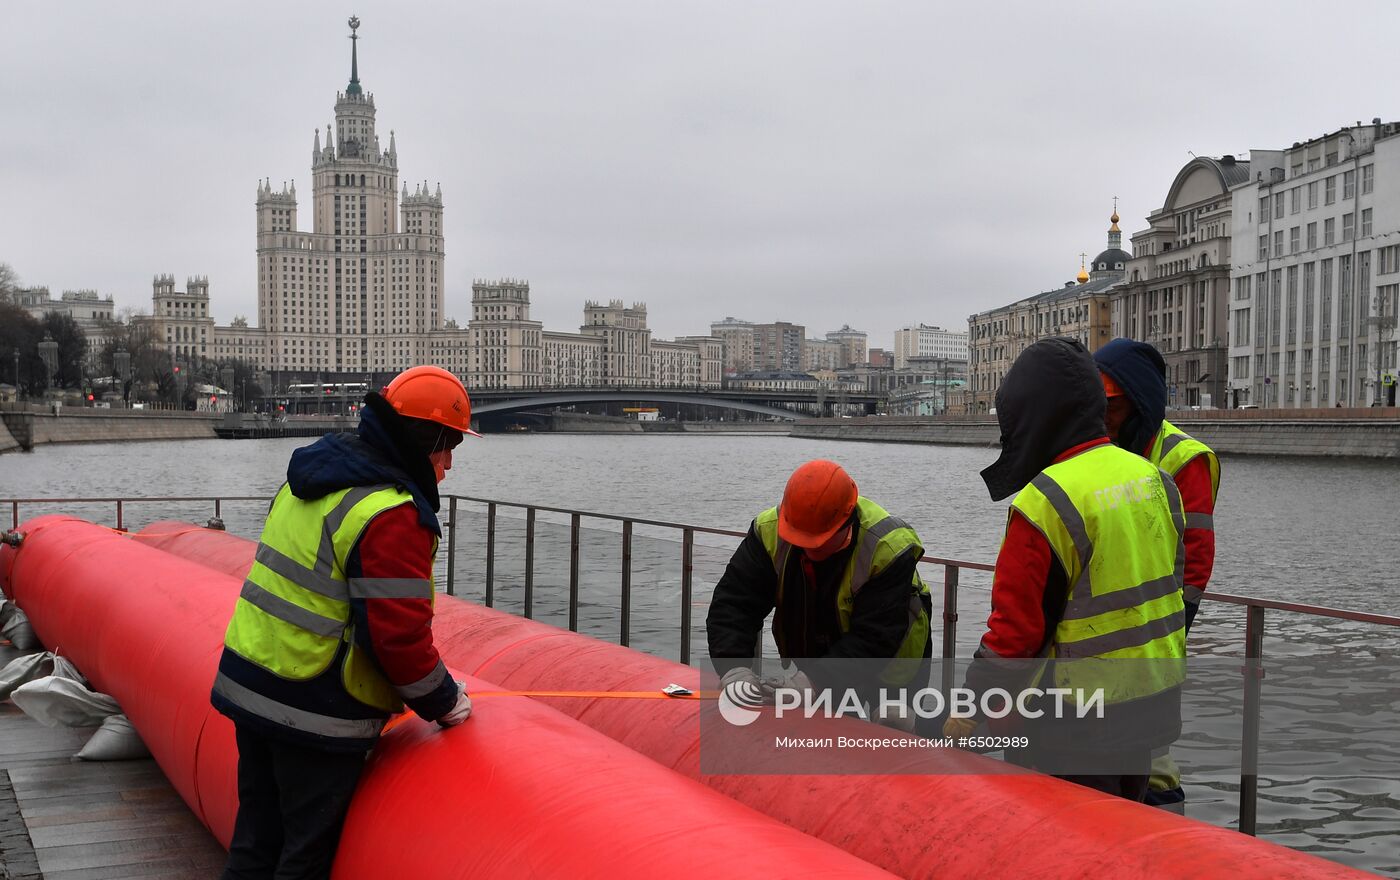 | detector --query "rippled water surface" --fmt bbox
[3,435,1399,874]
